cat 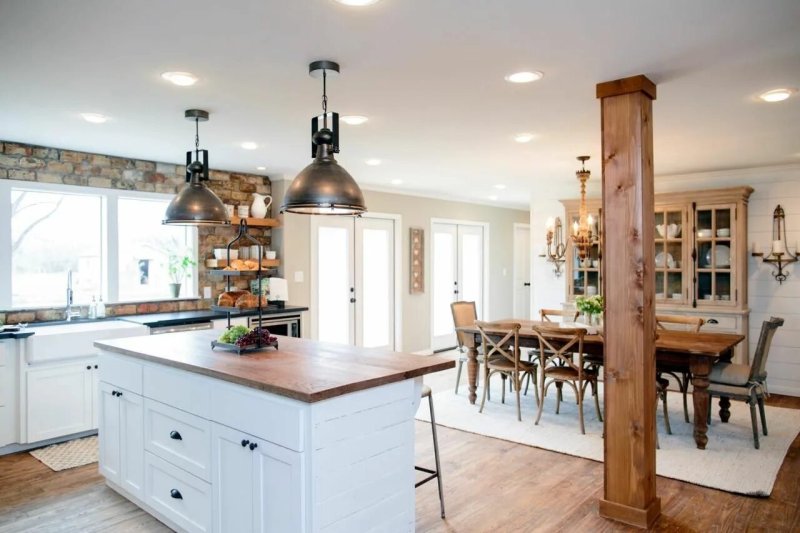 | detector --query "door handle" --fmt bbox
[350,298,356,303]
[169,430,182,440]
[523,282,531,287]
[707,318,719,324]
